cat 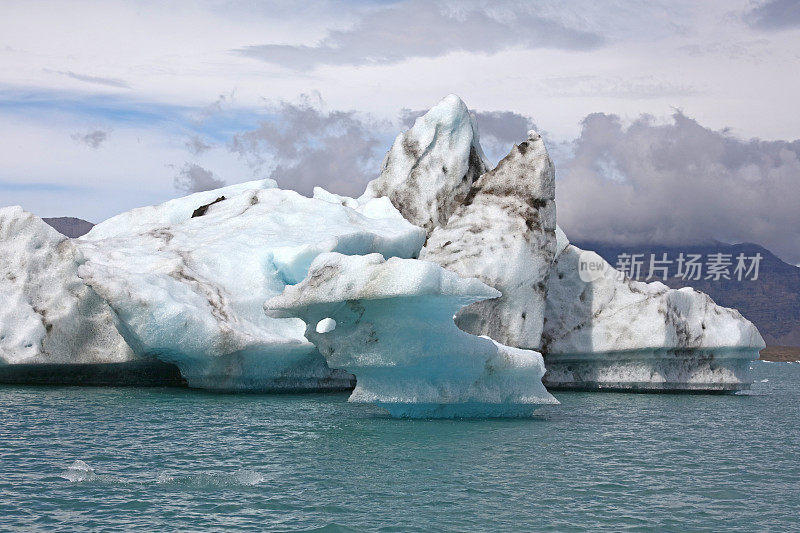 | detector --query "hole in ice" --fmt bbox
[316,318,336,334]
